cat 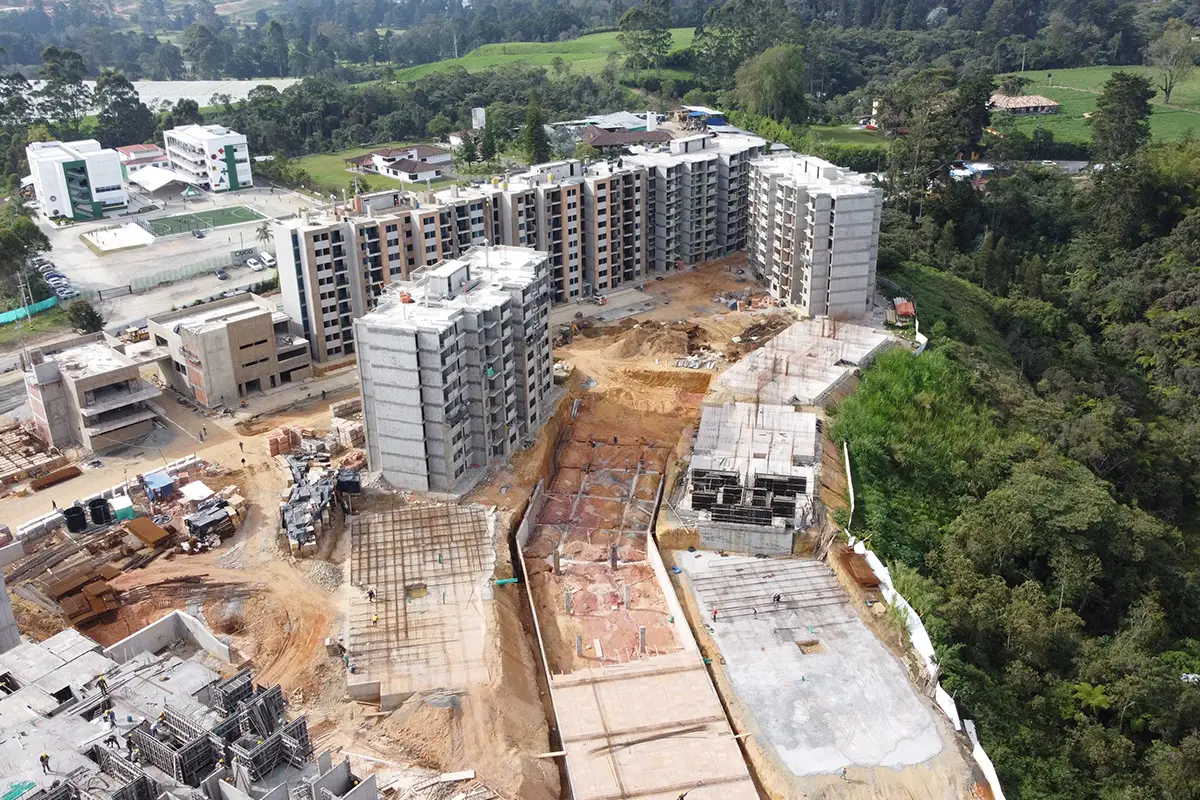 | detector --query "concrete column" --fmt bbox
[623,584,630,608]
[609,543,618,570]
[639,626,646,654]
[576,634,583,657]
[552,549,560,575]
[564,589,573,614]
